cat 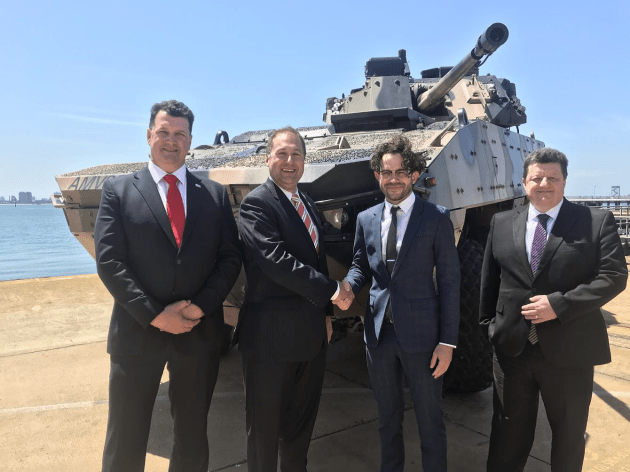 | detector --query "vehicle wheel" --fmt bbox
[443,238,493,393]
